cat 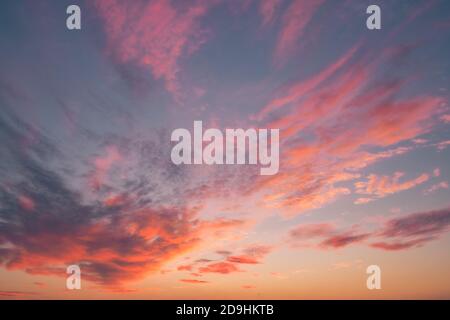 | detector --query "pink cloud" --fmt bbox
[289,222,369,249]
[90,146,122,190]
[435,140,450,151]
[433,168,441,177]
[259,0,283,26]
[249,39,442,217]
[379,208,450,239]
[353,197,374,205]
[319,231,371,249]
[93,0,212,100]
[260,44,358,118]
[103,194,126,207]
[17,195,35,211]
[288,208,450,251]
[413,138,428,144]
[274,0,324,66]
[370,208,450,251]
[441,114,450,123]
[370,238,430,251]
[199,262,240,274]
[227,245,272,264]
[289,223,335,239]
[424,181,449,195]
[355,171,430,202]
